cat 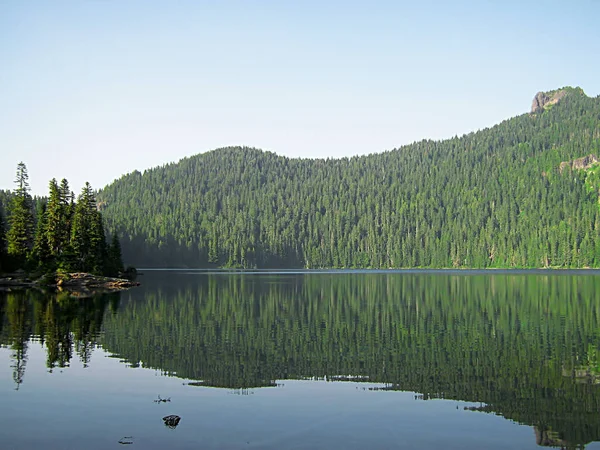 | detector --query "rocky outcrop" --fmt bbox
[0,272,140,295]
[559,154,599,172]
[531,89,568,113]
[57,272,140,291]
